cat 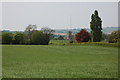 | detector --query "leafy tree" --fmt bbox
[25,24,37,33]
[41,27,55,40]
[109,30,120,43]
[31,30,42,45]
[25,24,37,42]
[42,34,50,45]
[90,10,102,42]
[2,32,13,44]
[31,30,50,45]
[14,32,24,44]
[75,29,91,42]
[41,27,55,35]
